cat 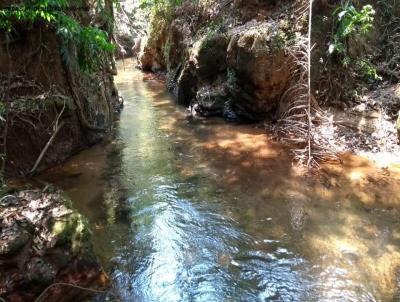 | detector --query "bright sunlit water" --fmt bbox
[40,59,400,302]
